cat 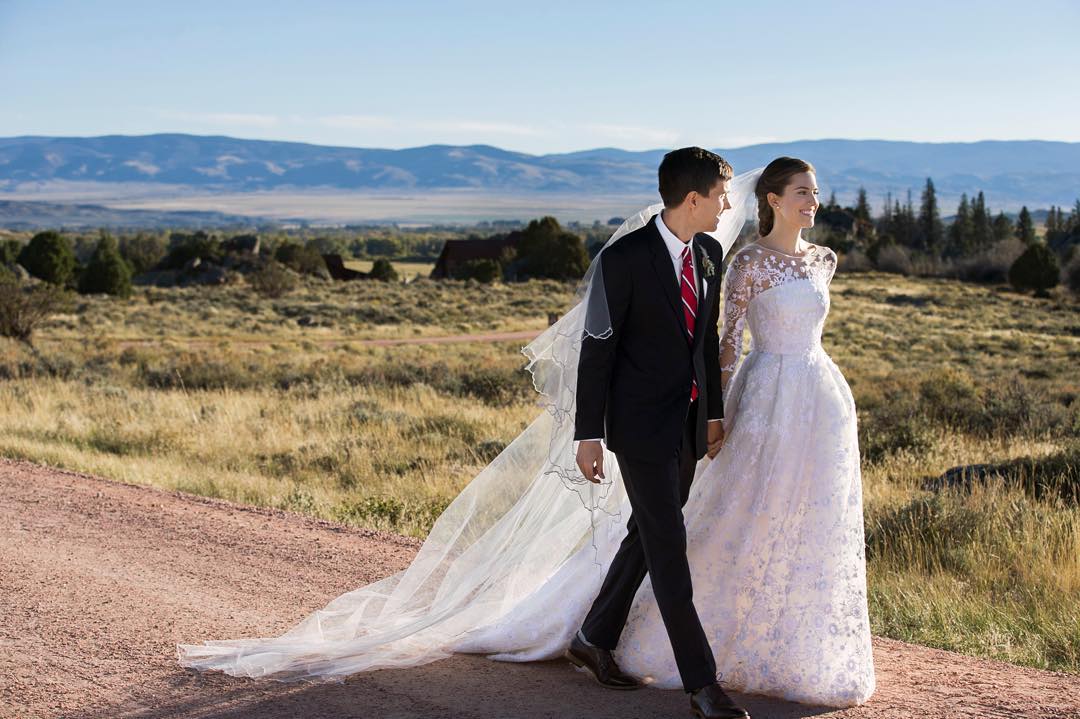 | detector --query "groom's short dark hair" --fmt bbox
[658,147,733,208]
